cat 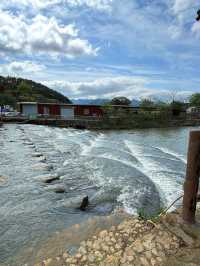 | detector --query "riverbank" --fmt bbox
[1,116,200,130]
[31,205,200,266]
